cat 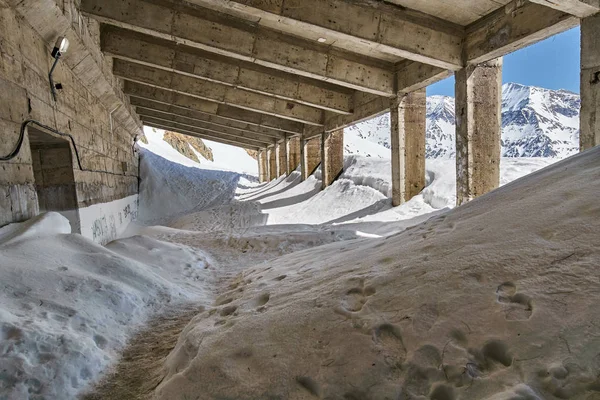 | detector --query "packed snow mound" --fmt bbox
[0,211,71,244]
[0,214,215,399]
[155,147,600,399]
[138,149,242,224]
